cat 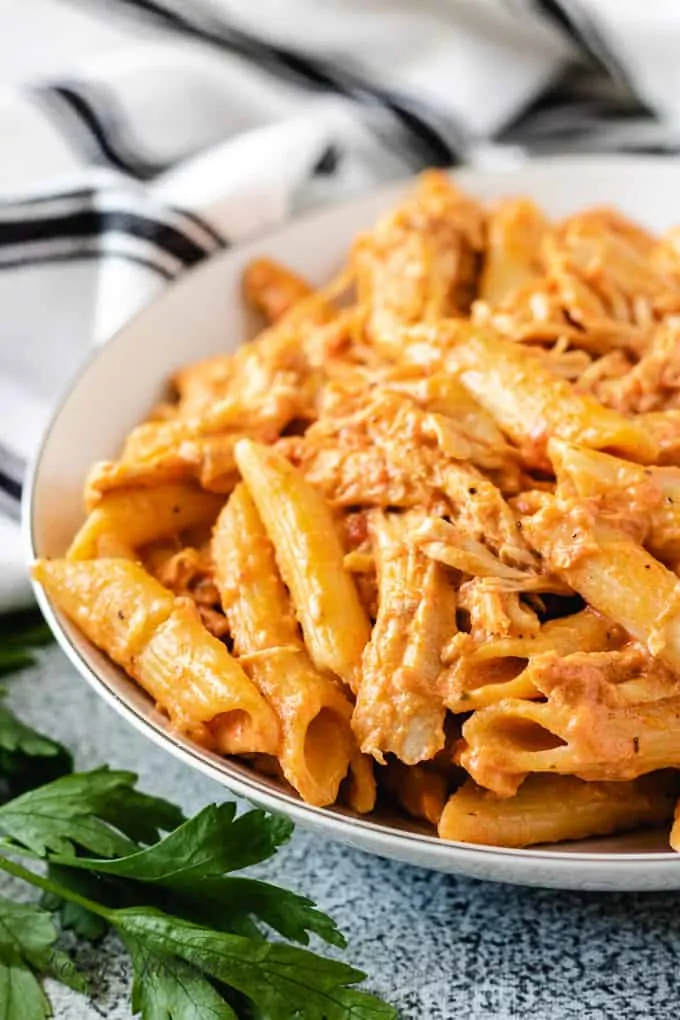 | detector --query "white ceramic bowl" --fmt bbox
[25,155,680,890]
